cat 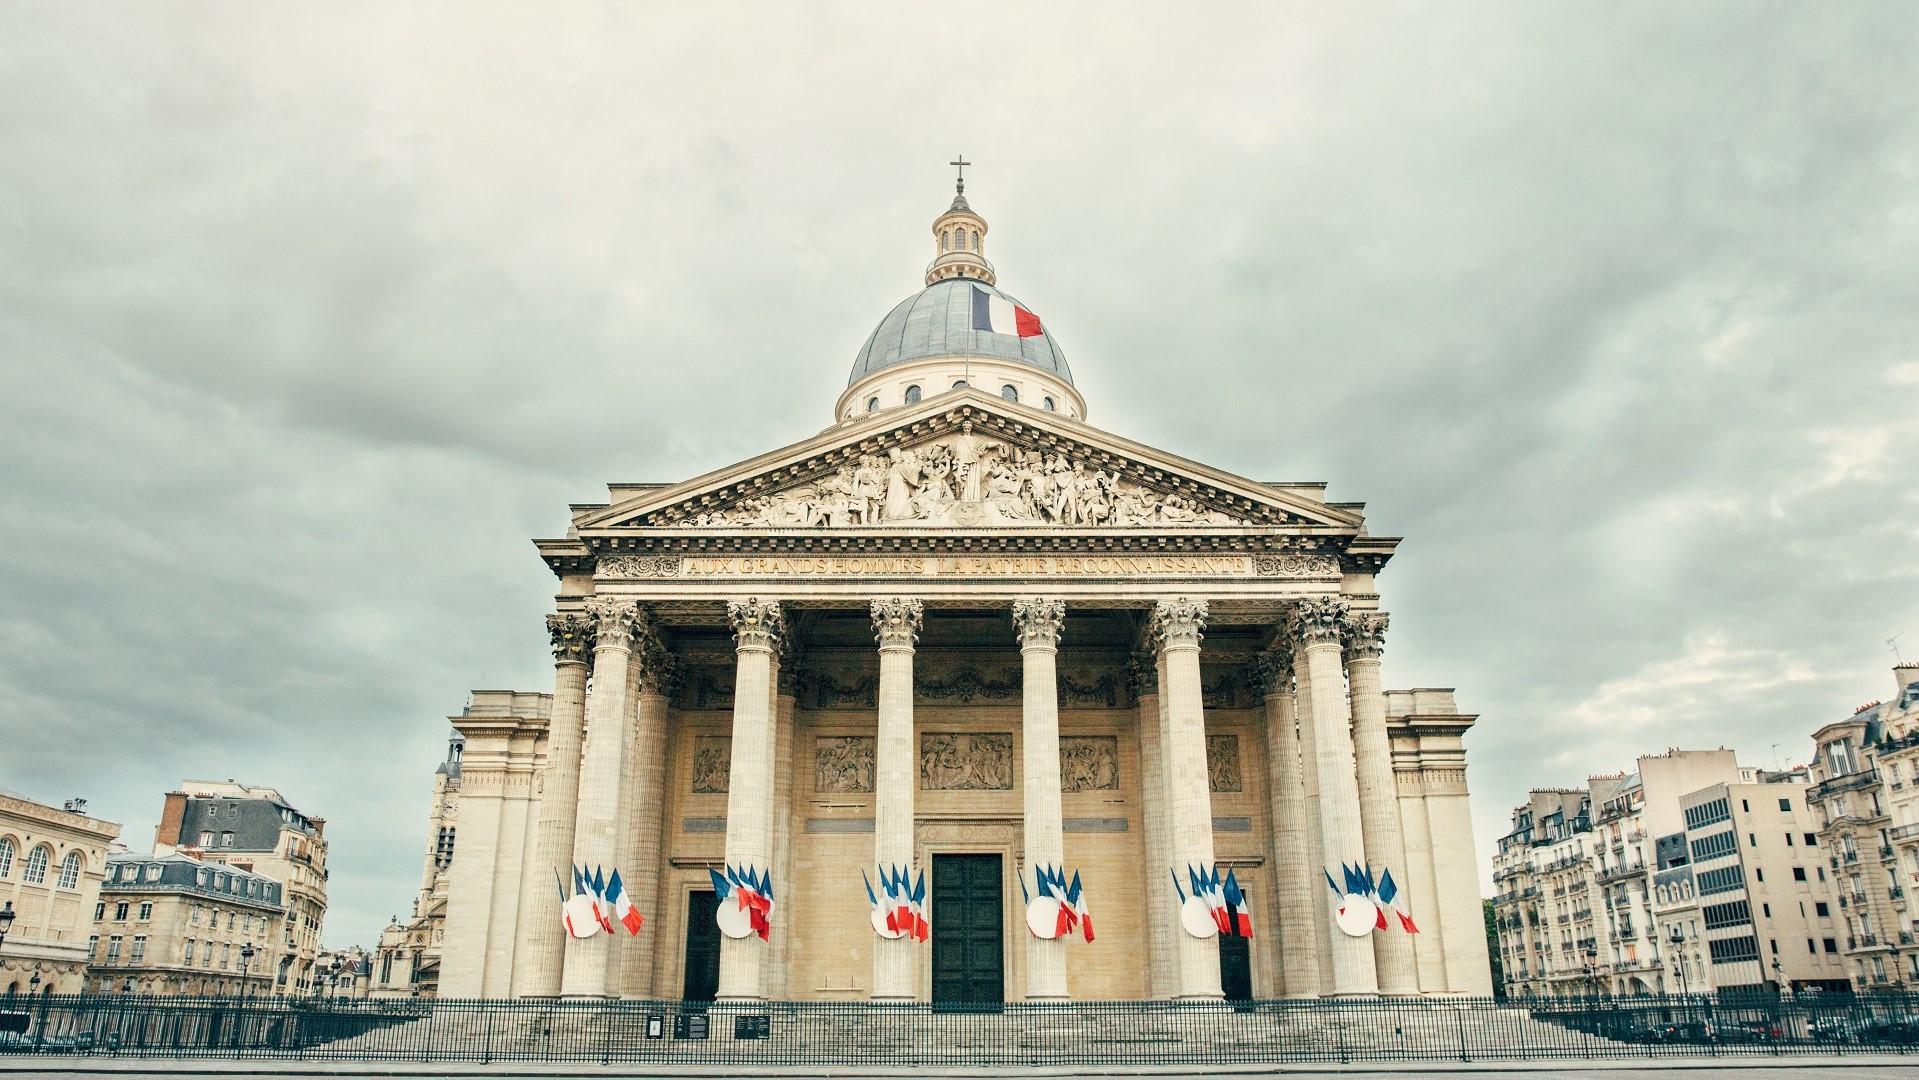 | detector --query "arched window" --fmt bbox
[866,396,879,413]
[0,836,13,878]
[1042,396,1057,412]
[57,851,81,889]
[1001,385,1019,402]
[952,379,968,389]
[971,230,979,251]
[23,844,51,884]
[903,385,921,404]
[941,230,949,252]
